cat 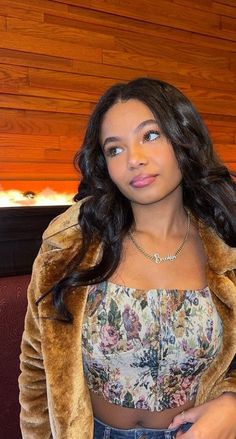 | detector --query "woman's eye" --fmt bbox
[105,146,123,157]
[143,130,160,142]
